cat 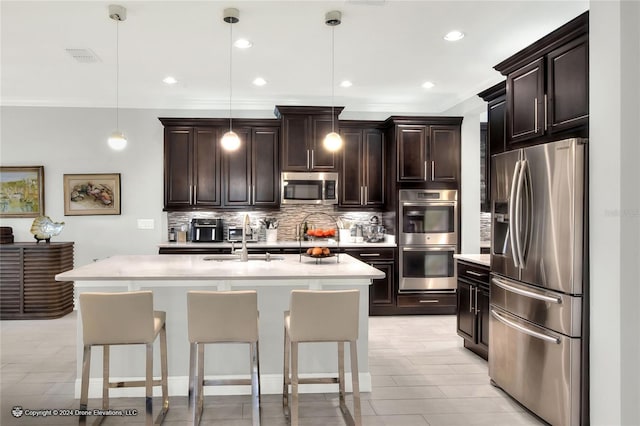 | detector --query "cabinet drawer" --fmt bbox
[344,248,395,261]
[457,261,490,285]
[397,293,456,308]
